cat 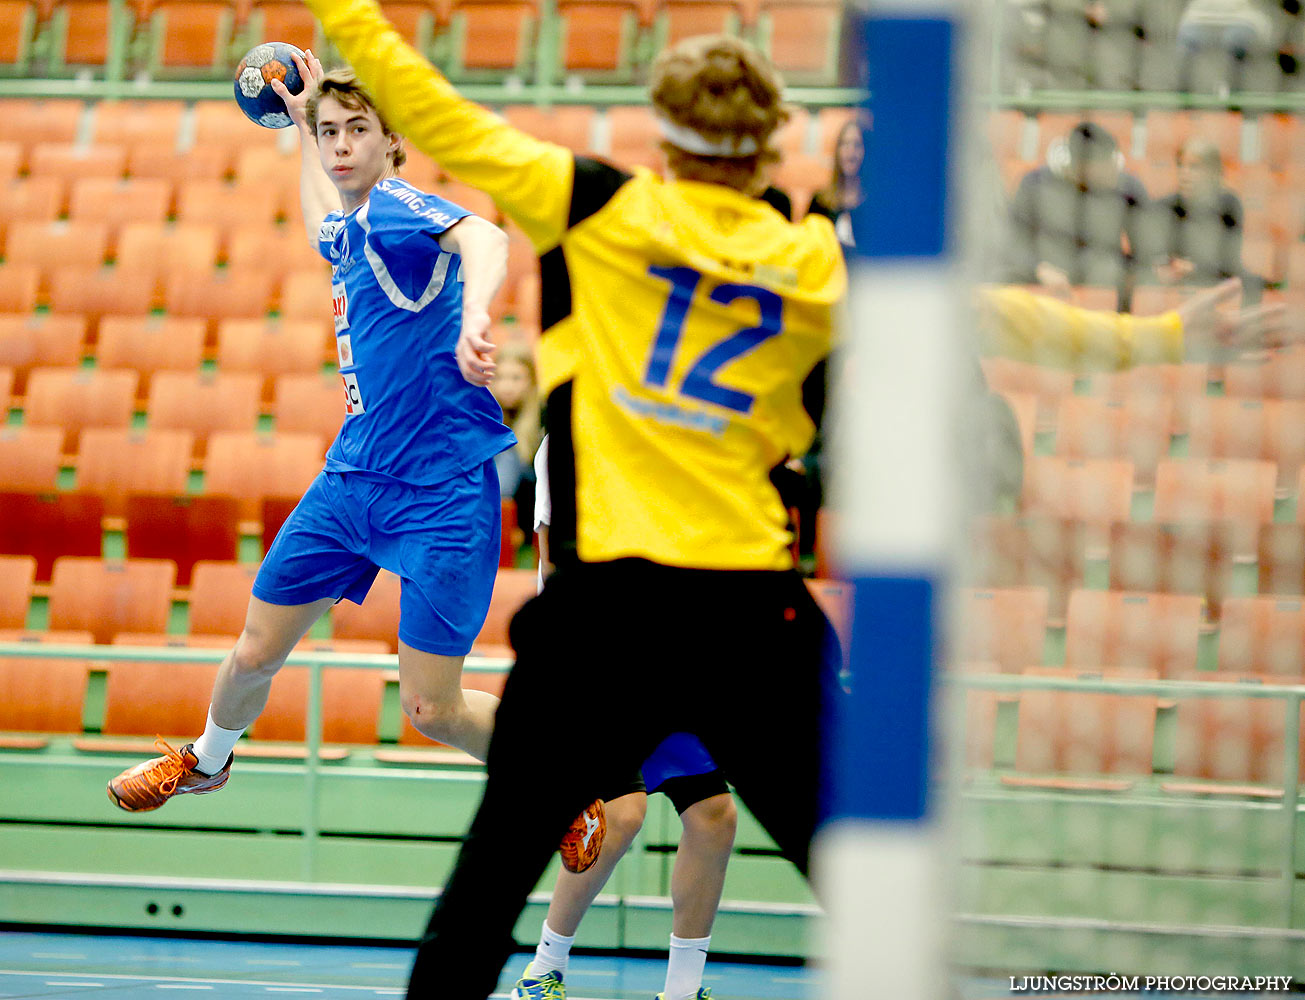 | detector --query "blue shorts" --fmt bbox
[252,462,501,657]
[641,732,718,791]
